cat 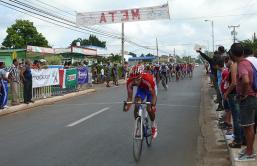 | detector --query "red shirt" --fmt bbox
[221,68,229,94]
[127,73,156,92]
[236,59,257,96]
